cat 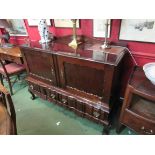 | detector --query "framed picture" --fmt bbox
[119,19,155,43]
[27,19,51,26]
[93,19,111,38]
[54,19,80,28]
[7,19,28,36]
